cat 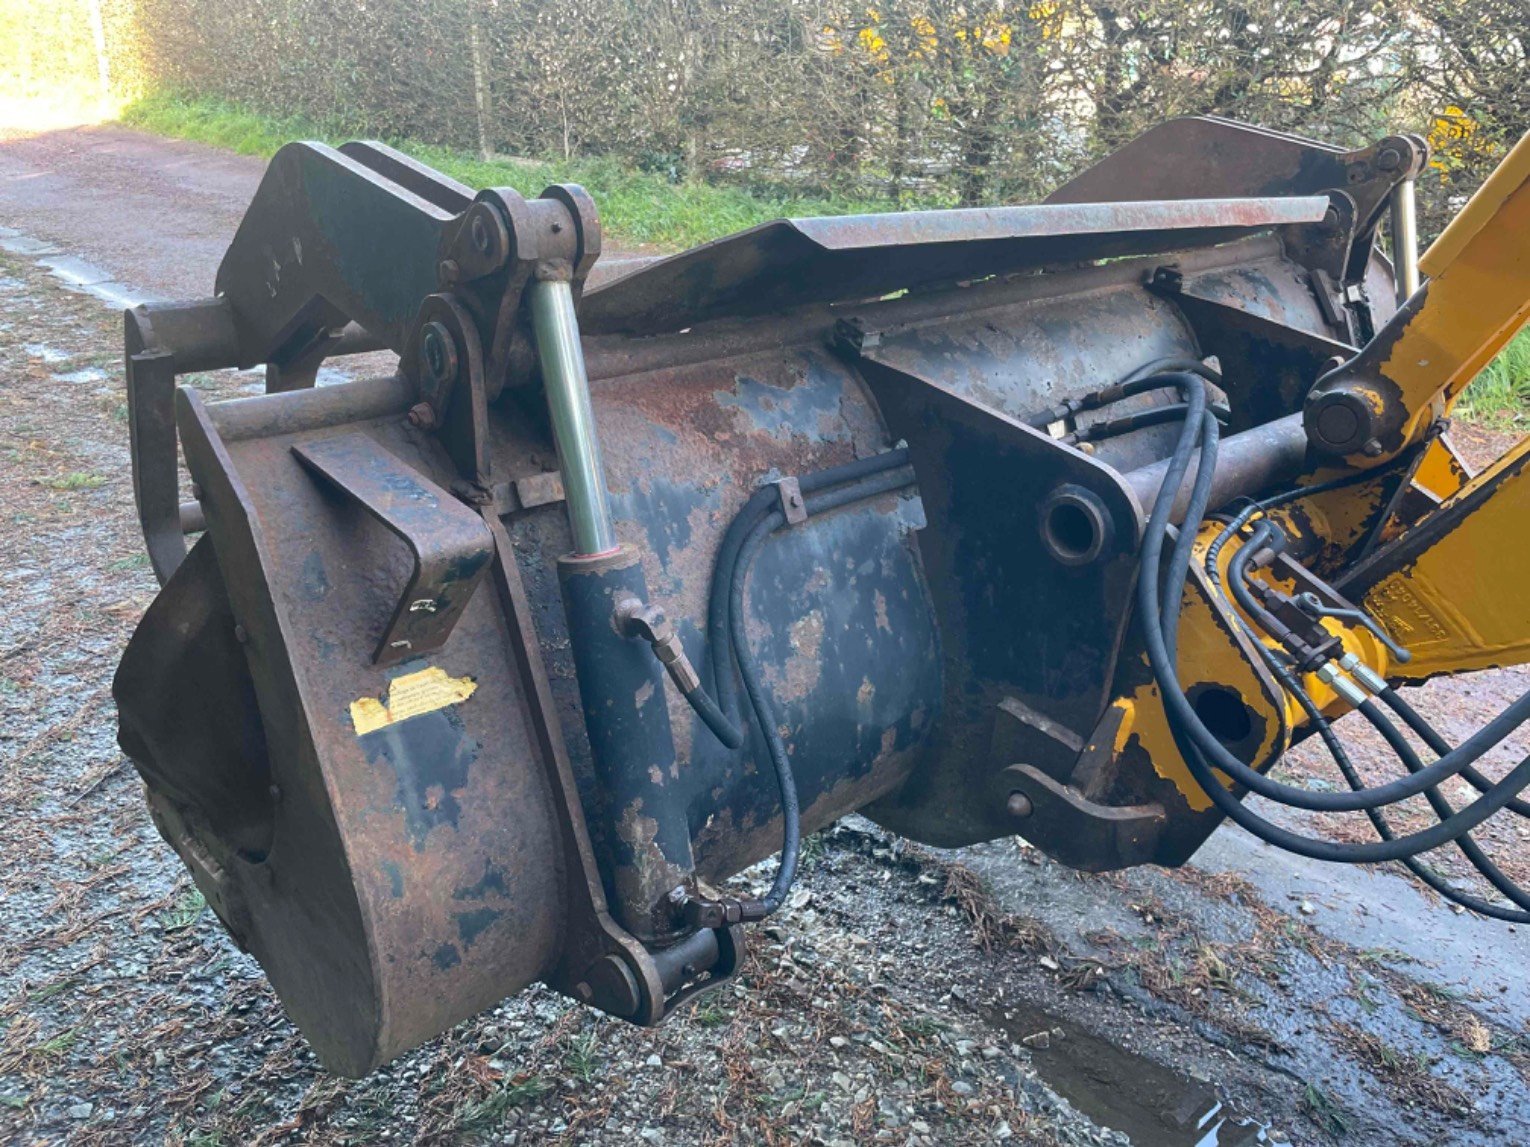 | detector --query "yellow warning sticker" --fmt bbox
[350,667,478,736]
